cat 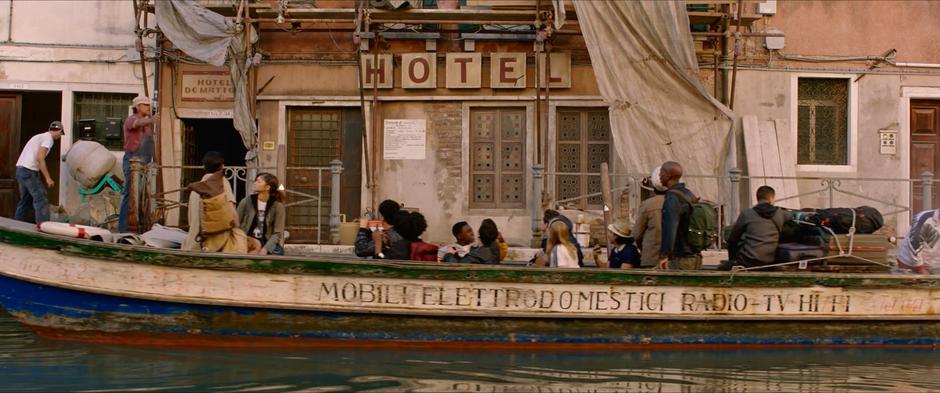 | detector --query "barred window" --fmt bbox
[73,92,136,150]
[556,108,611,209]
[470,108,526,209]
[797,78,849,165]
